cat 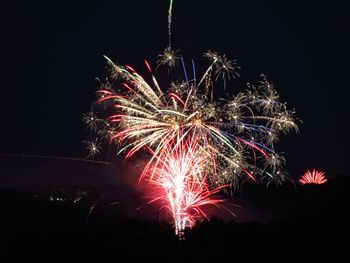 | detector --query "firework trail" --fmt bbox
[299,169,327,185]
[168,0,173,49]
[0,153,108,165]
[84,0,299,235]
[157,0,179,69]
